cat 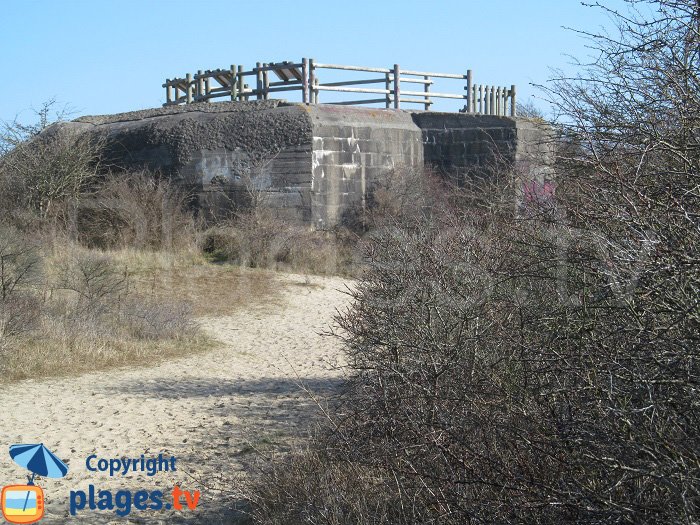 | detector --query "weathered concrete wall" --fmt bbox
[307,105,423,228]
[70,101,314,221]
[54,102,552,228]
[412,112,551,174]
